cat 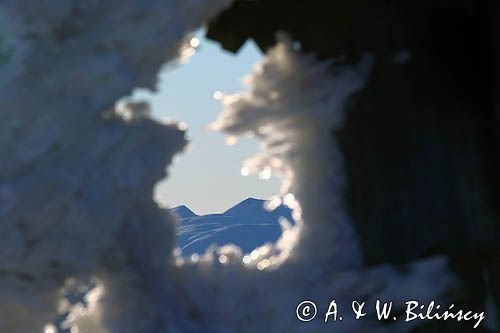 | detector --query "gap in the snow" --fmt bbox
[128,29,294,257]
